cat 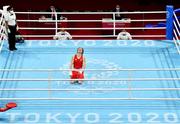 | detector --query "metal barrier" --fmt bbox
[15,11,166,39]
